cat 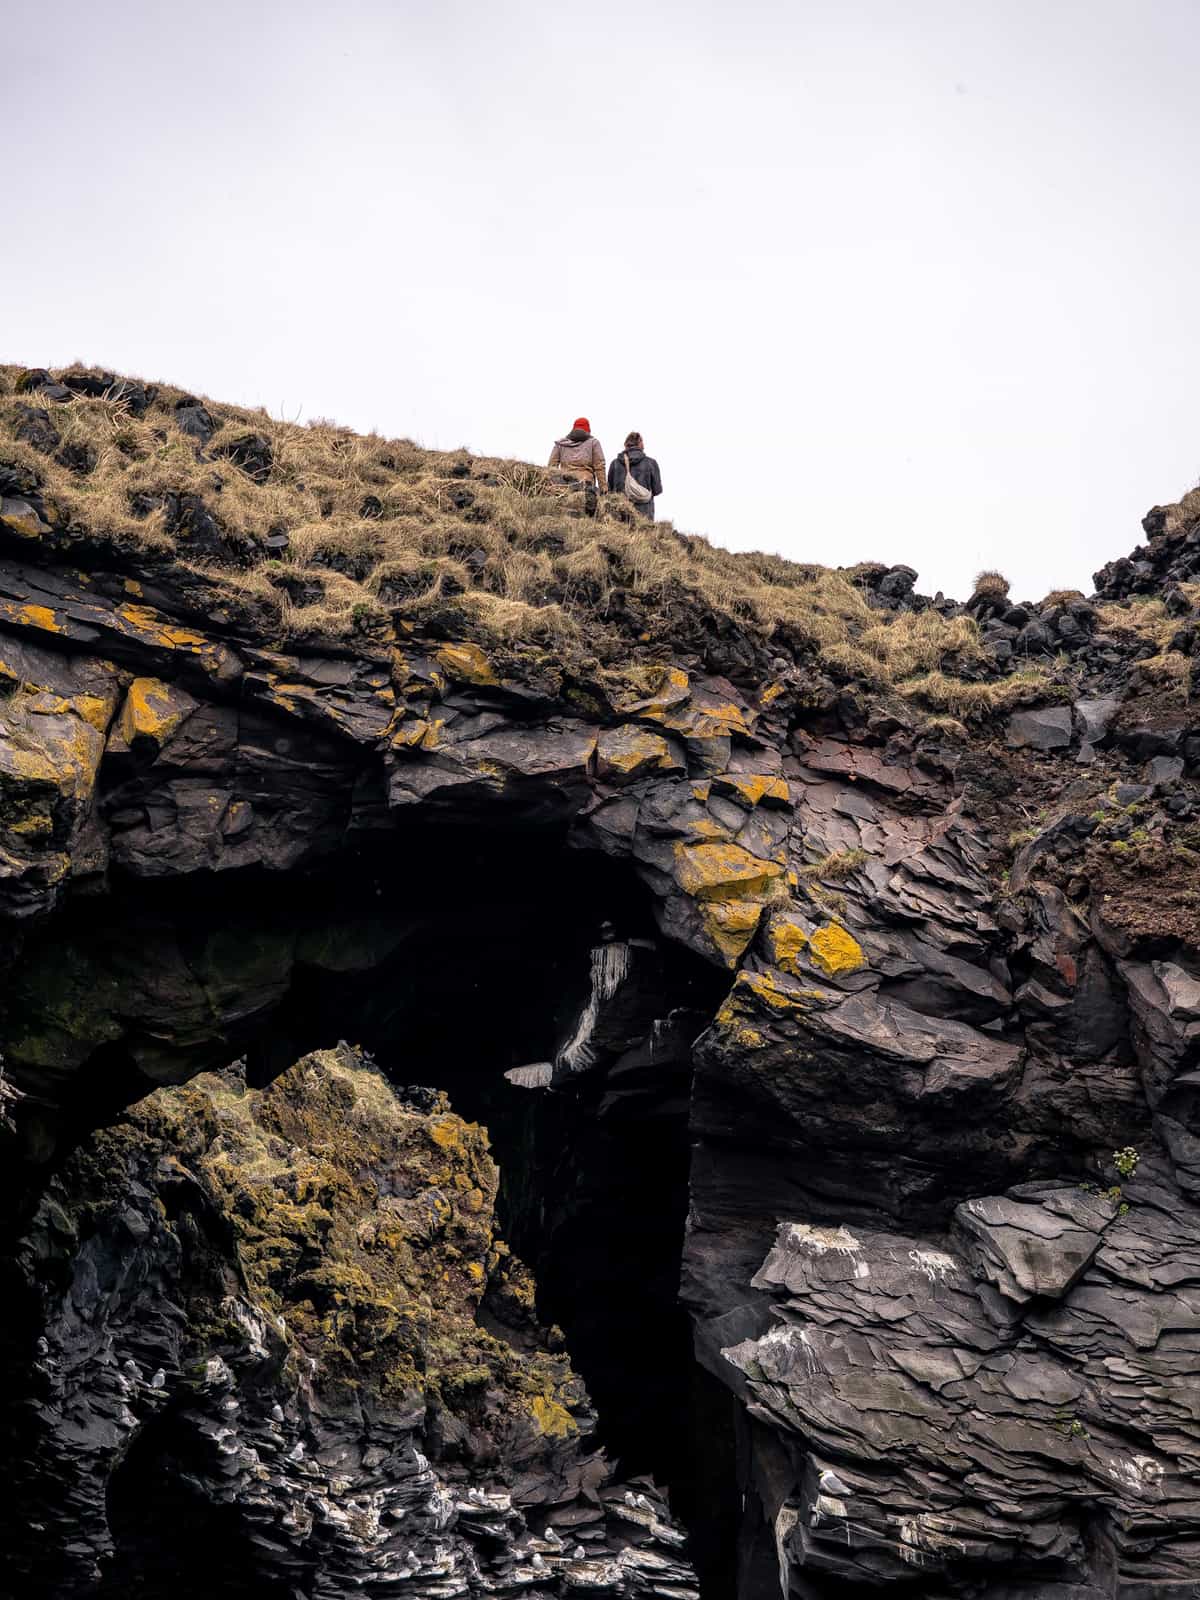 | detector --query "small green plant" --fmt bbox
[1055,1410,1088,1439]
[1113,1146,1140,1180]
